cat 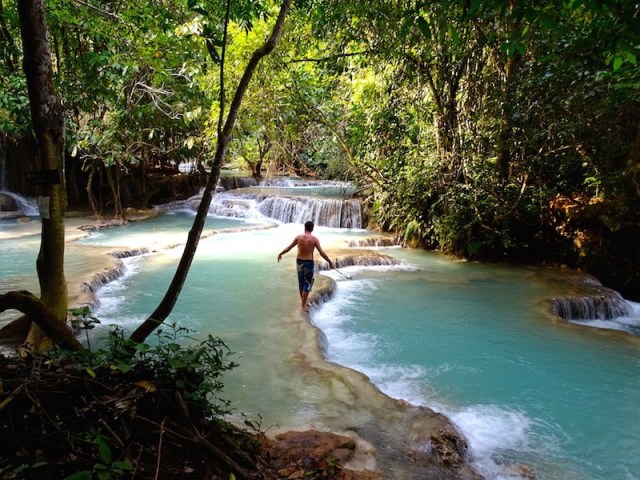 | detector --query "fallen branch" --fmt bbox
[0,385,24,411]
